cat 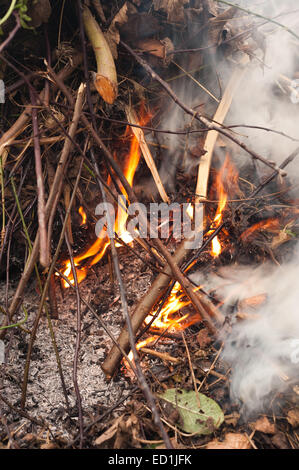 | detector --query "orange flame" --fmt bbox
[208,154,239,257]
[61,103,149,288]
[78,206,87,226]
[240,218,280,241]
[126,282,202,366]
